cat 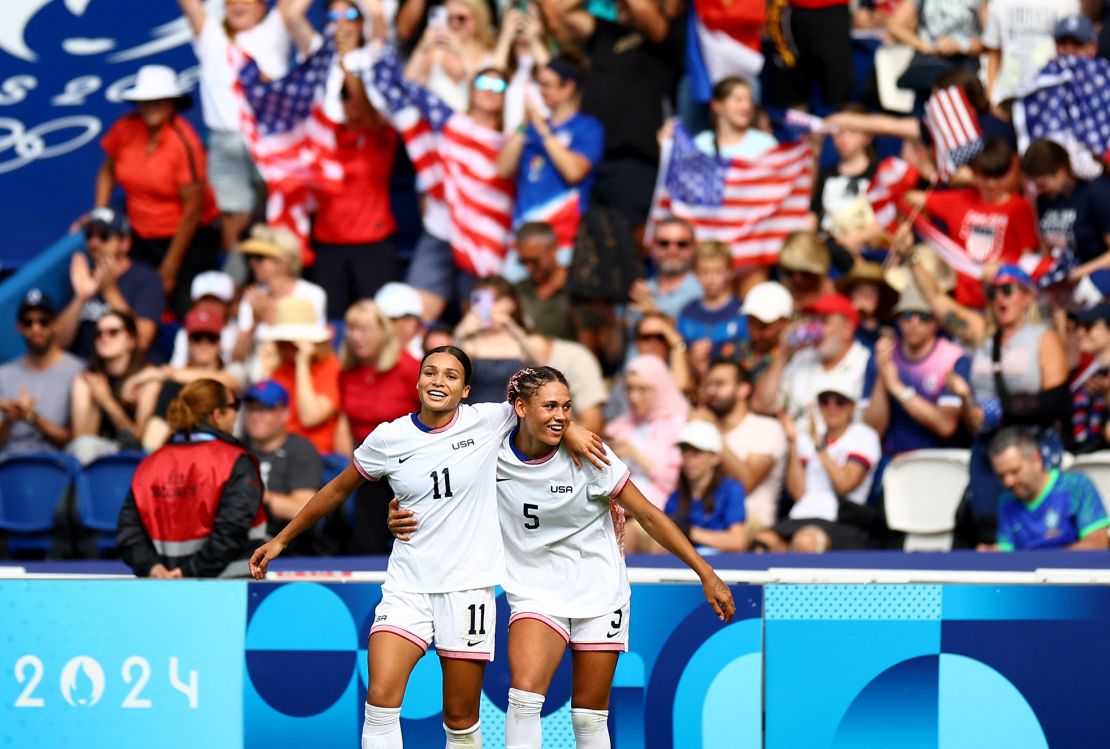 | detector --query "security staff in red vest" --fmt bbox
[116,378,267,577]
